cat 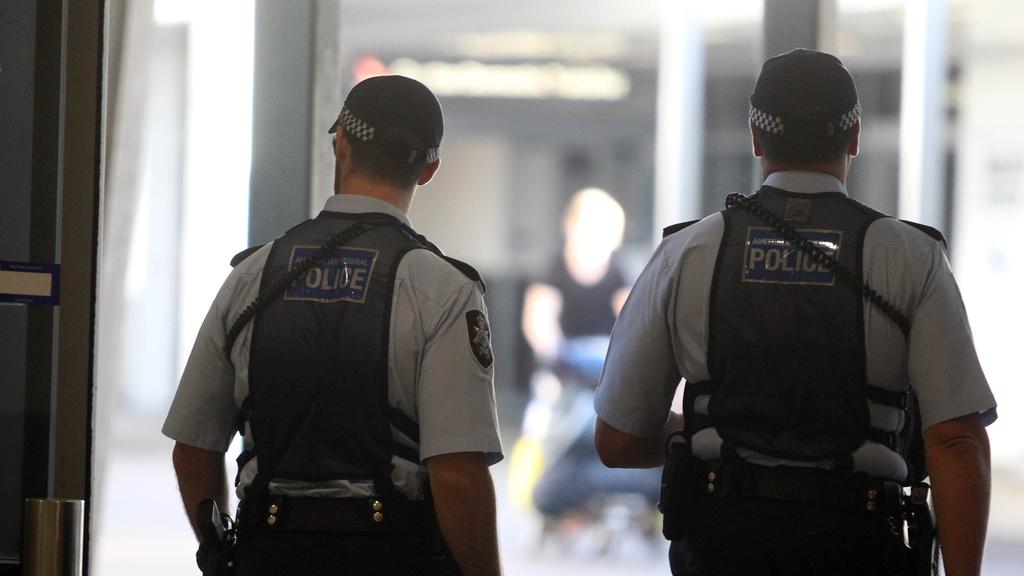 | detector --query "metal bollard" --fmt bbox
[23,499,84,576]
